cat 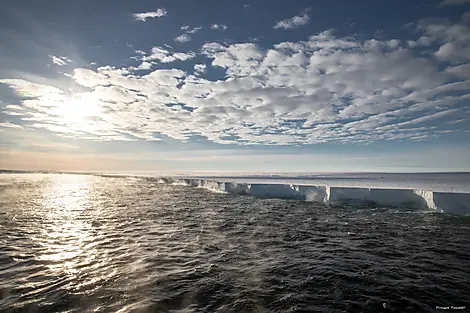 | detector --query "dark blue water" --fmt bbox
[0,174,469,313]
